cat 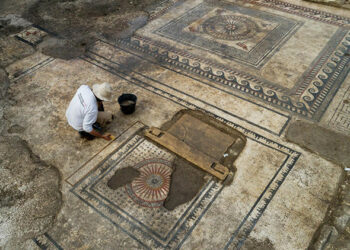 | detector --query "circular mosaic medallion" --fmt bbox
[125,158,172,208]
[202,15,258,41]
